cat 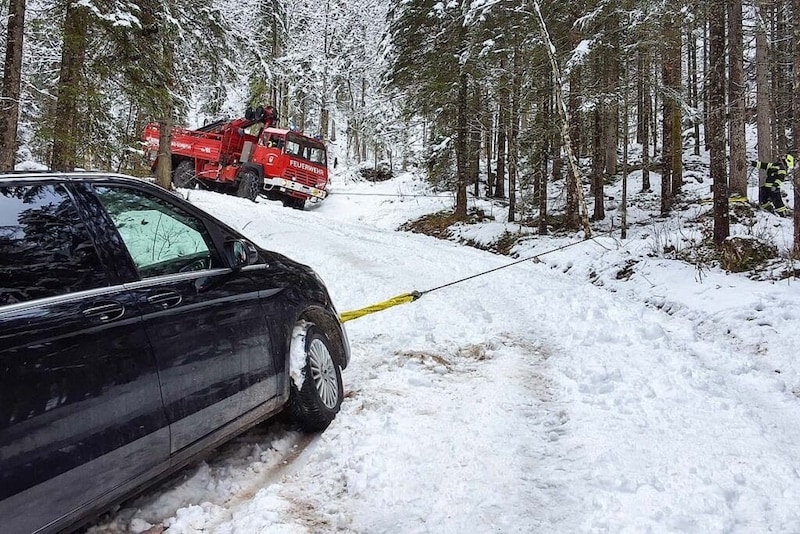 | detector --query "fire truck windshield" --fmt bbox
[285,135,327,166]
